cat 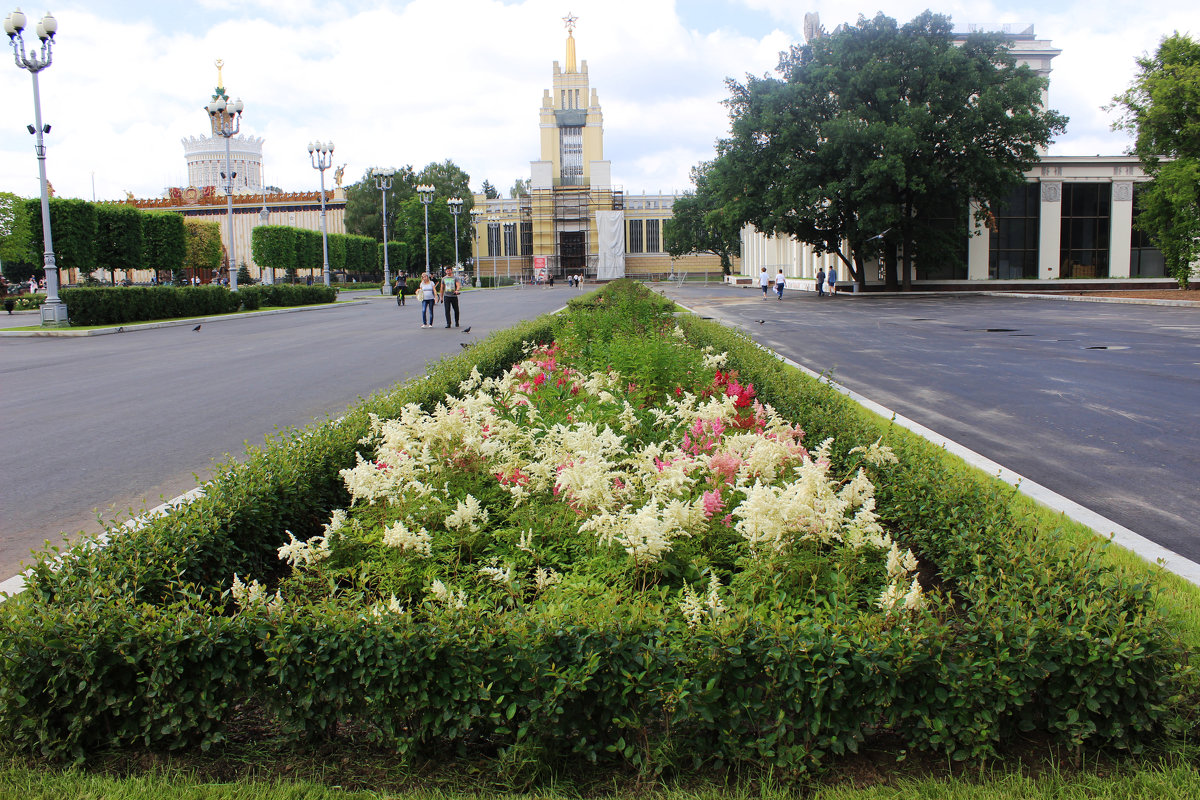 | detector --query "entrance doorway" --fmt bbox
[560,231,586,272]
